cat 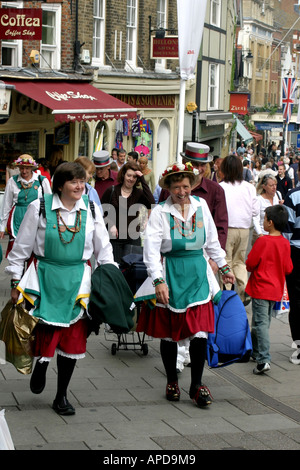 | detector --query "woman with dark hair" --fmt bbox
[6,162,116,415]
[101,161,155,264]
[220,155,259,304]
[136,163,235,407]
